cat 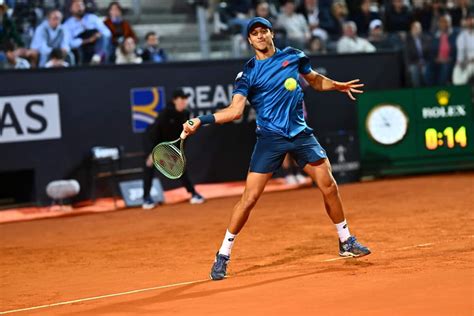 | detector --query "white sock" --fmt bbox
[218,229,236,257]
[335,219,351,242]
